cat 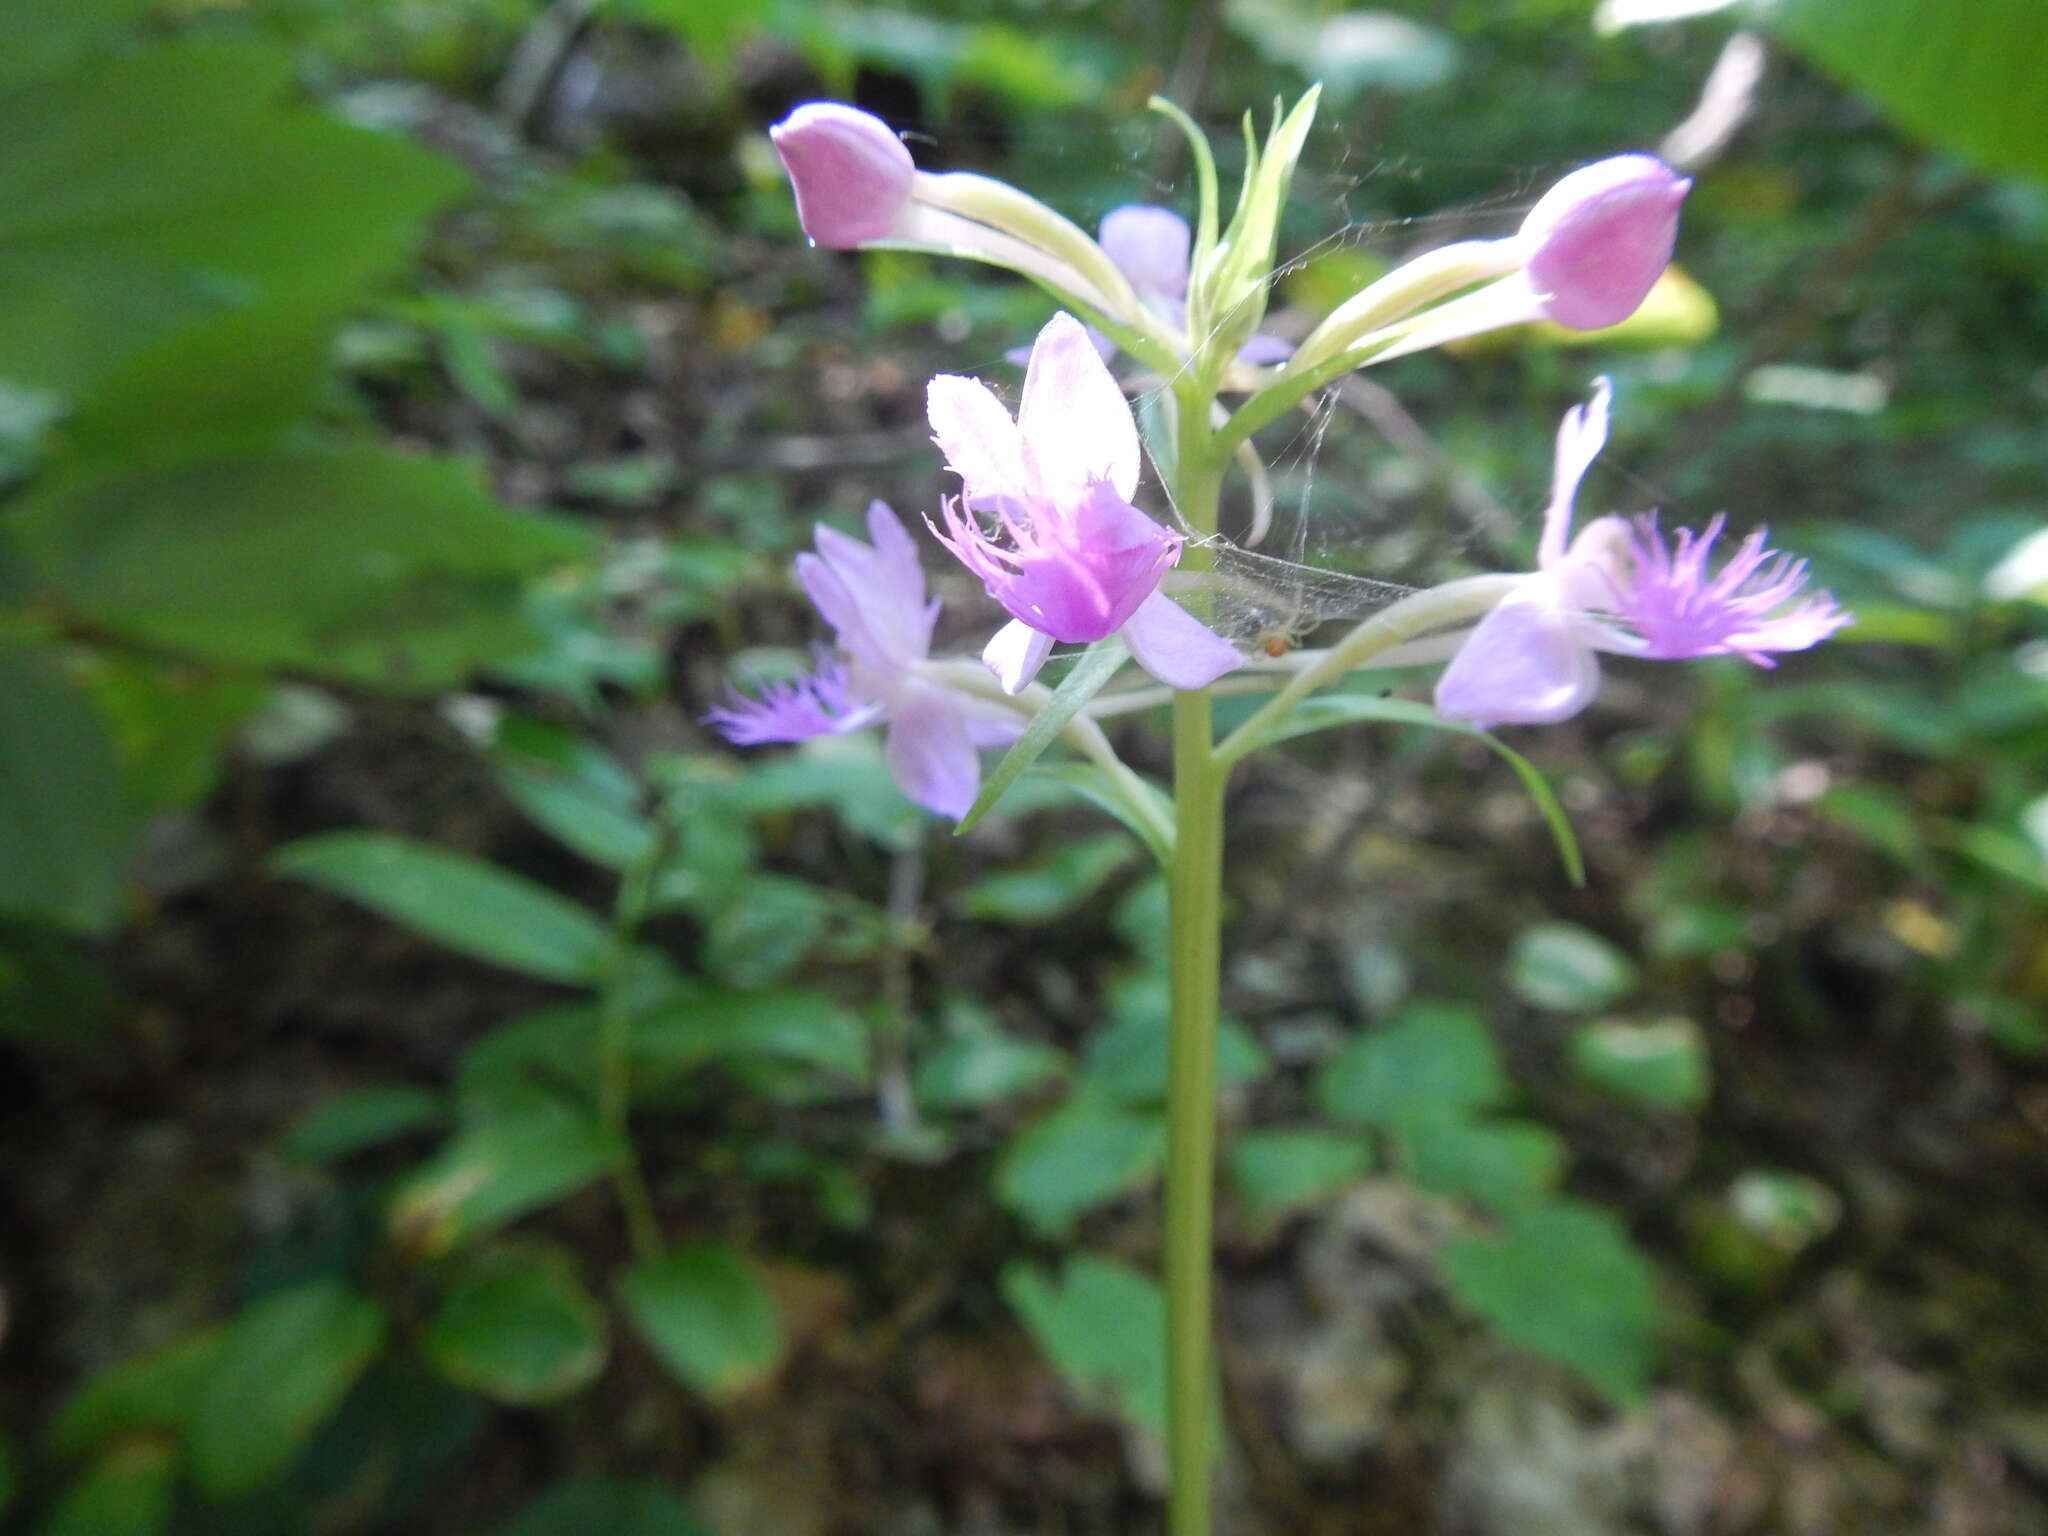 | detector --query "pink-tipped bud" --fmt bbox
[1521,154,1690,330]
[769,102,916,248]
